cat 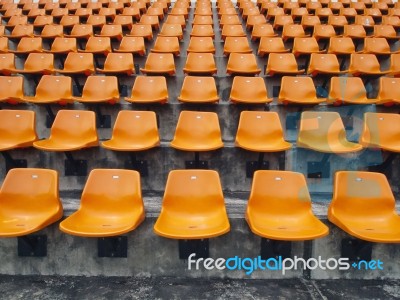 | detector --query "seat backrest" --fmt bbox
[0,76,23,101]
[0,53,15,71]
[50,37,77,52]
[328,76,367,103]
[360,112,400,147]
[81,75,119,99]
[63,52,94,72]
[16,37,42,52]
[24,53,53,71]
[34,75,72,101]
[103,53,133,71]
[0,109,37,143]
[279,76,317,100]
